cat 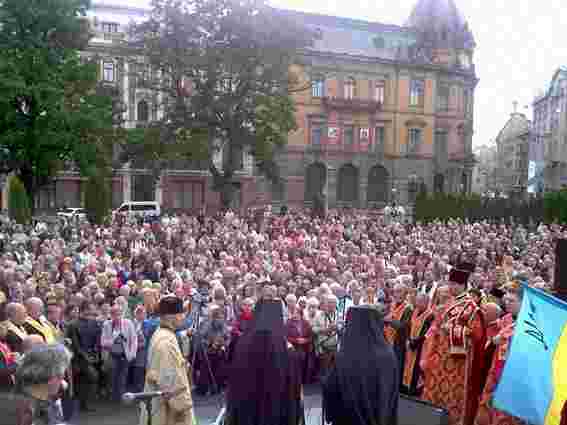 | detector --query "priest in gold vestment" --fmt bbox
[140,296,194,425]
